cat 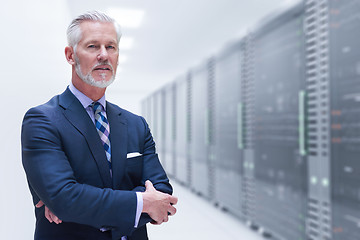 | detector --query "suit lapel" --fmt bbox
[59,88,113,188]
[106,102,128,189]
